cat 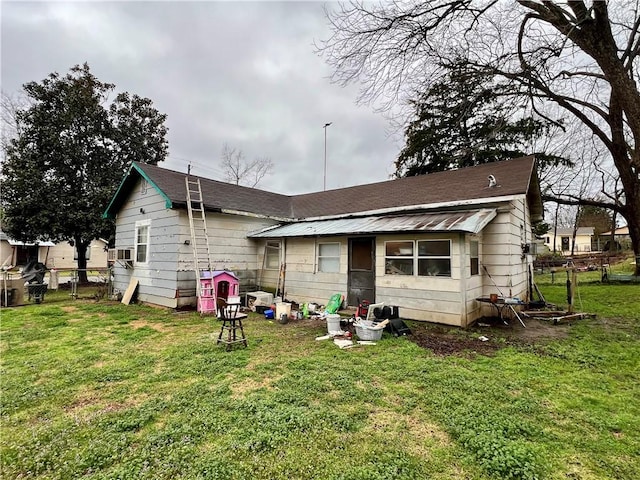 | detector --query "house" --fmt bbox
[0,230,55,268]
[103,156,543,327]
[542,227,594,254]
[0,230,108,270]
